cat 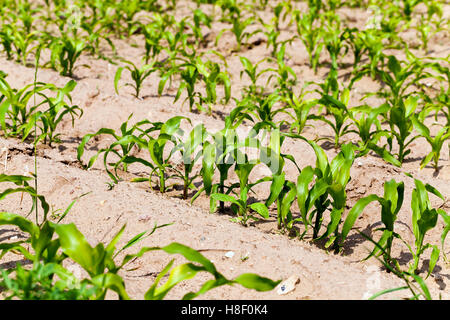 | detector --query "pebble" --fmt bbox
[277,275,300,295]
[224,251,235,259]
